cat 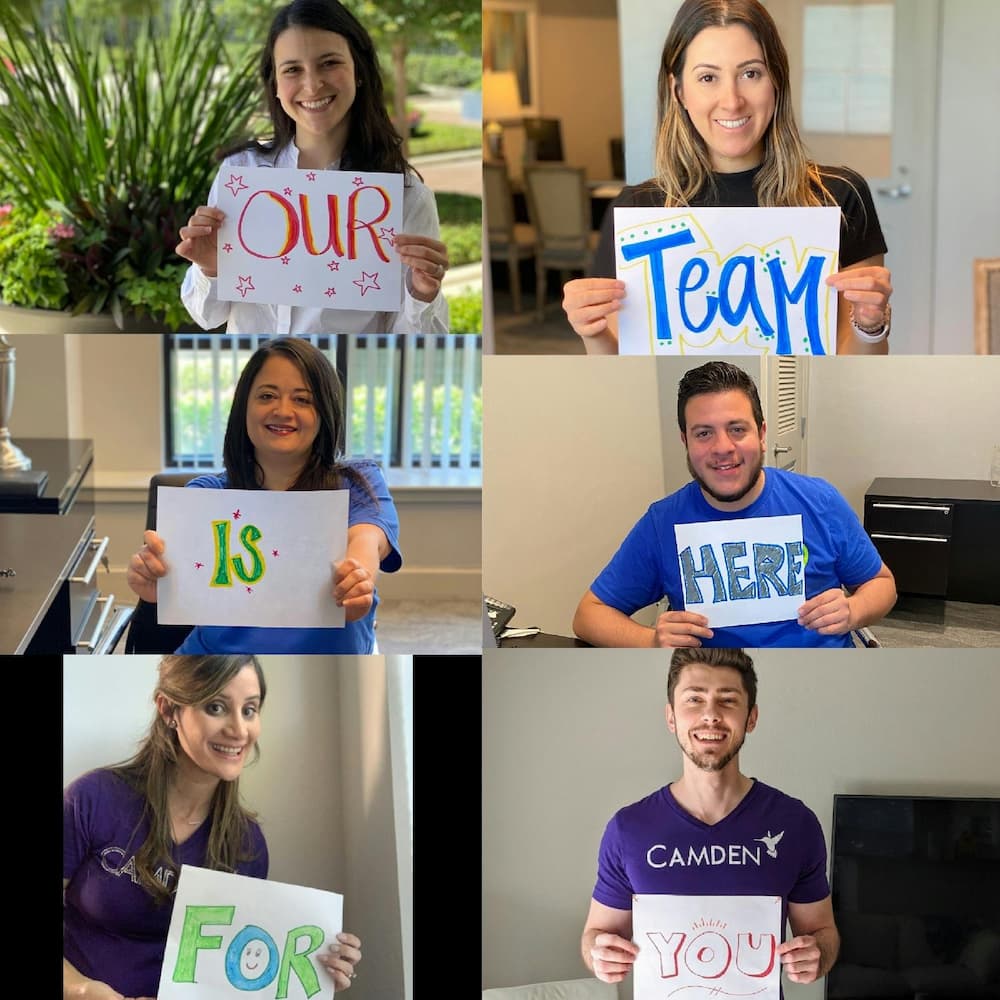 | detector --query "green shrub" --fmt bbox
[446,291,482,333]
[441,223,482,268]
[436,192,482,226]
